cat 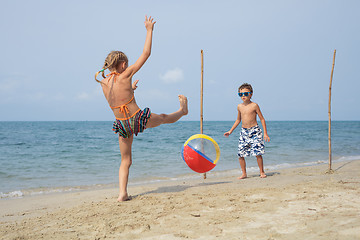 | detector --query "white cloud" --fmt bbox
[76,88,103,101]
[77,92,90,100]
[159,68,184,84]
[0,79,20,92]
[136,89,171,101]
[53,93,65,101]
